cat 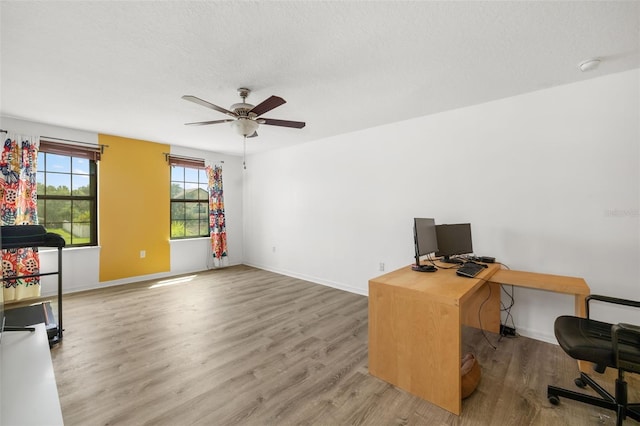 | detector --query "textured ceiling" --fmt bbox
[1,1,638,155]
